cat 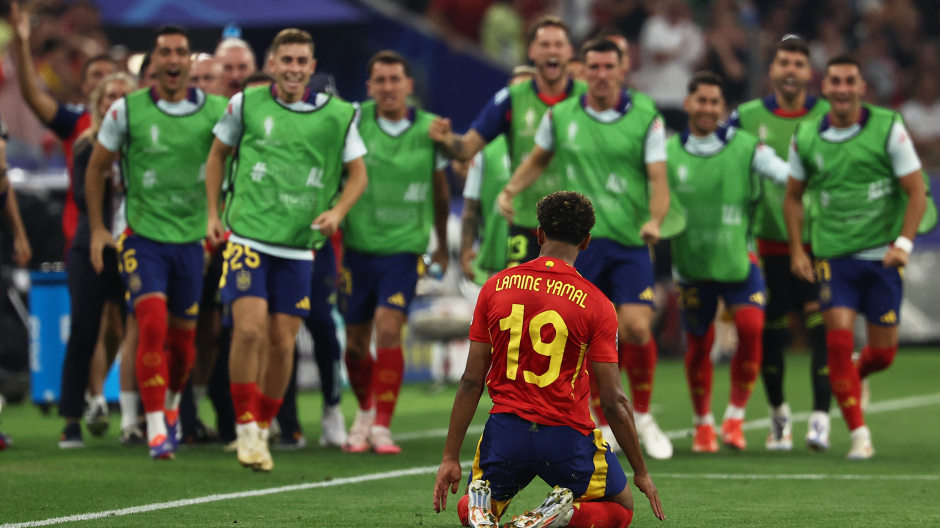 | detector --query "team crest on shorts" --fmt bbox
[128,273,142,293]
[236,270,252,291]
[819,284,831,303]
